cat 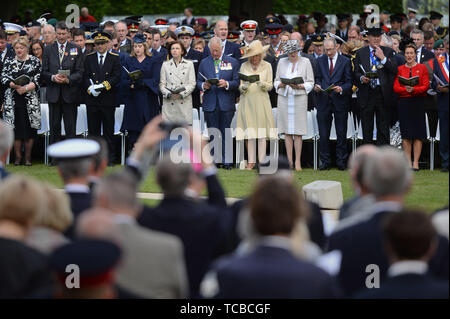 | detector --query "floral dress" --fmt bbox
[1,55,41,138]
